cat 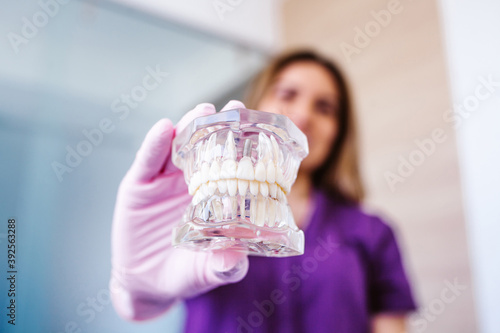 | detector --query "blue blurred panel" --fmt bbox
[0,0,265,332]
